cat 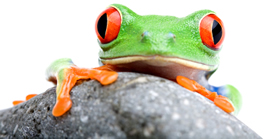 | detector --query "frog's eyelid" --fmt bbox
[109,5,123,24]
